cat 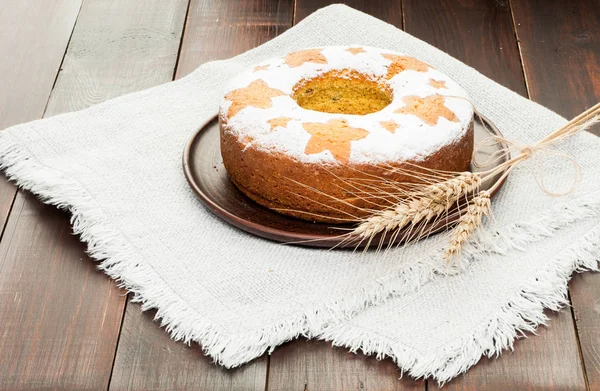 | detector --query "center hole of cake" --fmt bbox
[292,71,392,115]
